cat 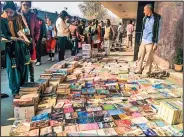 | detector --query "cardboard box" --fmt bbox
[14,106,35,120]
[82,44,91,50]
